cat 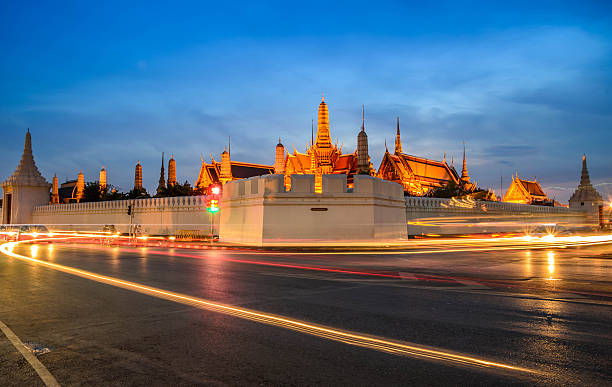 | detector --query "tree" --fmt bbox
[82,181,106,202]
[155,181,204,197]
[126,187,150,199]
[81,181,127,202]
[427,181,465,198]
